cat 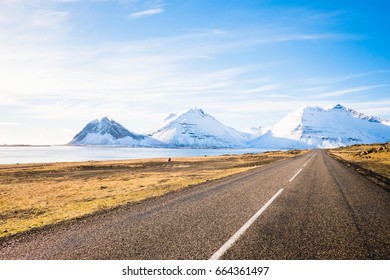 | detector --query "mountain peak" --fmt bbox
[333,104,345,110]
[149,108,247,148]
[100,116,111,122]
[186,107,206,116]
[70,117,154,145]
[326,104,348,111]
[326,104,387,124]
